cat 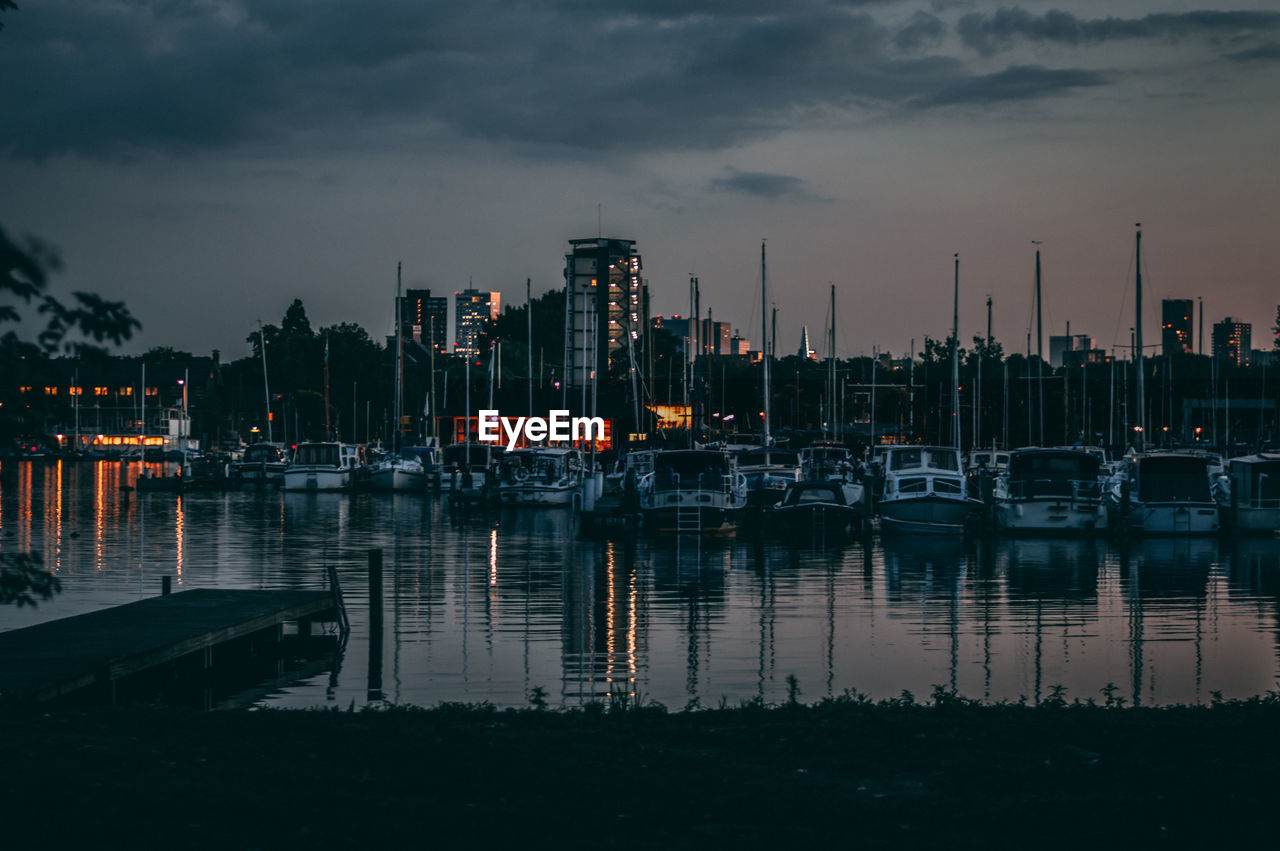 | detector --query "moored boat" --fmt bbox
[877,446,979,534]
[994,447,1107,535]
[1109,452,1220,535]
[771,479,865,533]
[283,442,363,492]
[638,449,747,534]
[1224,453,1280,533]
[497,447,584,506]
